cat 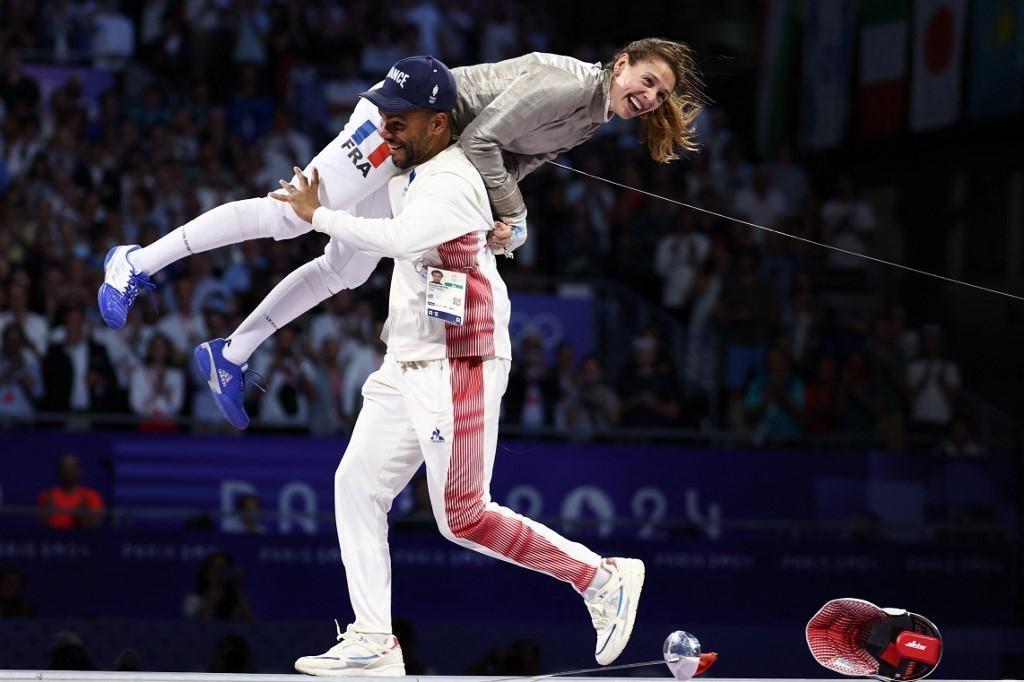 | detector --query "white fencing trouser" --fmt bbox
[137,94,397,278]
[336,355,603,633]
[129,95,398,363]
